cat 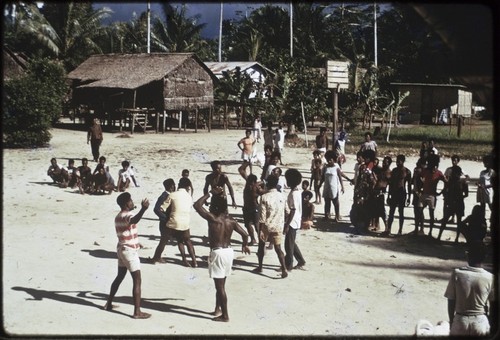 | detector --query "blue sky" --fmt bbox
[95,2,289,39]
